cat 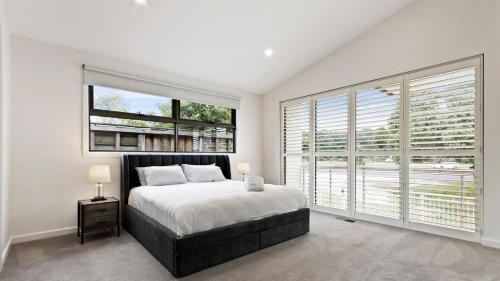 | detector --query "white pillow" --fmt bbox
[181,164,226,182]
[136,165,178,186]
[135,167,149,186]
[142,166,187,186]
